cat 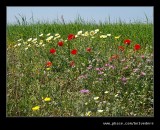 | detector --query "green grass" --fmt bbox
[7,18,153,117]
